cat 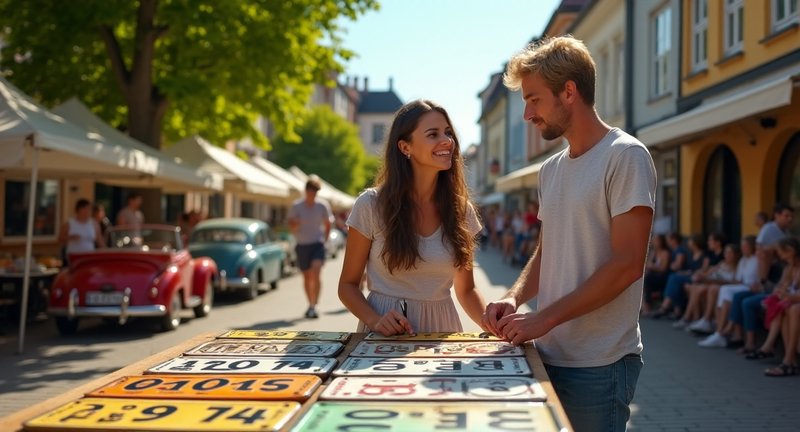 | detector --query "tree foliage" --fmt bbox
[271,105,367,195]
[0,0,377,148]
